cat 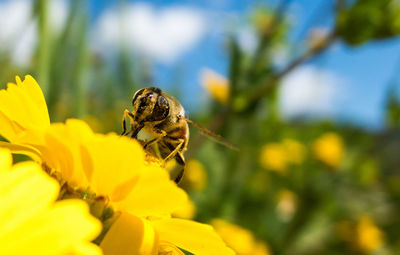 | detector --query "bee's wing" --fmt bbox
[184,118,239,151]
